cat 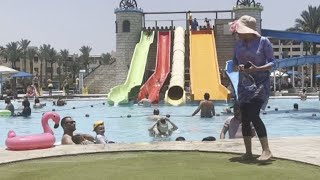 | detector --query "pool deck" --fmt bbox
[0,136,319,166]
